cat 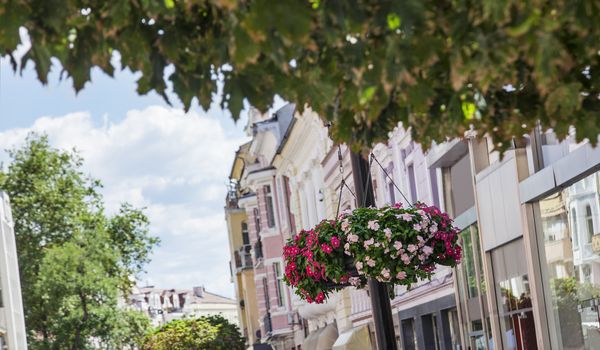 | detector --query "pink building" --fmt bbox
[236,104,303,350]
